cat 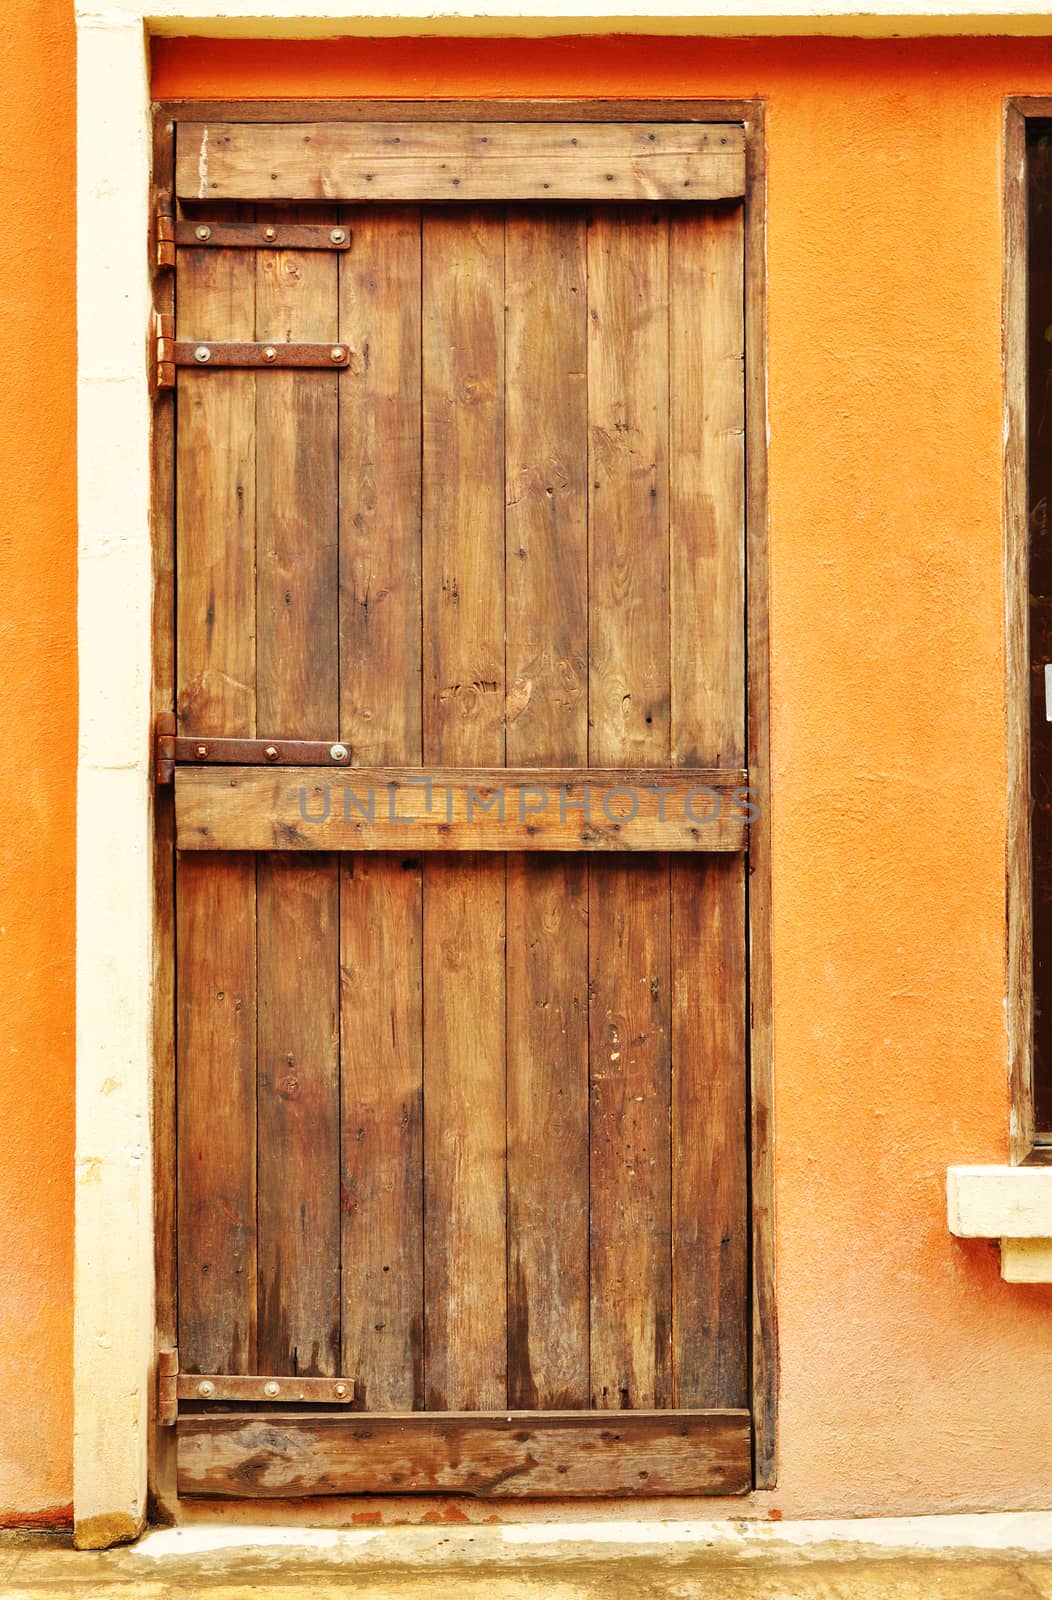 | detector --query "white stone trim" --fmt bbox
[947,1165,1052,1283]
[75,2,1052,37]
